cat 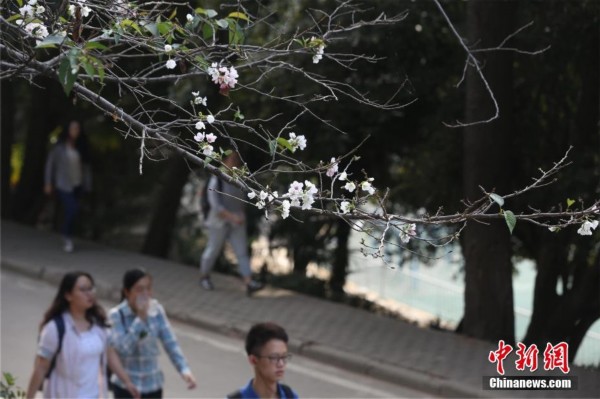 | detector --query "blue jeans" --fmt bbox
[56,186,82,238]
[200,223,251,278]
